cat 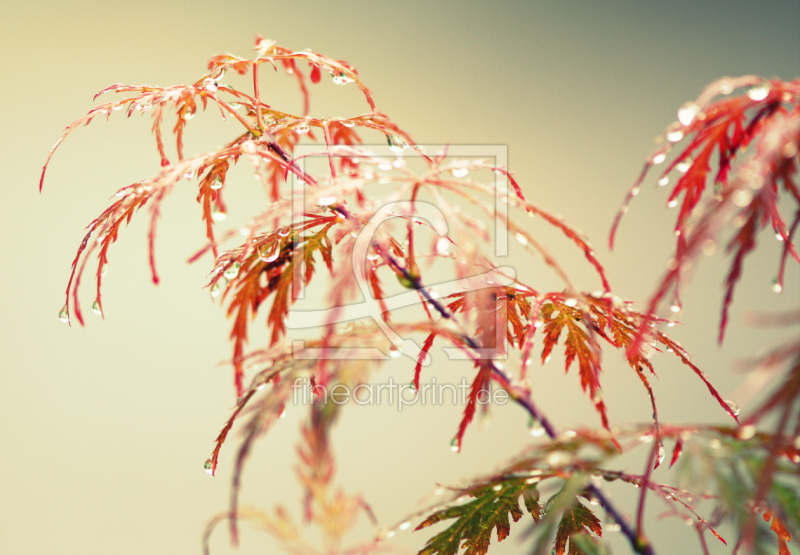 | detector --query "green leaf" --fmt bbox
[554,502,603,555]
[416,479,541,555]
